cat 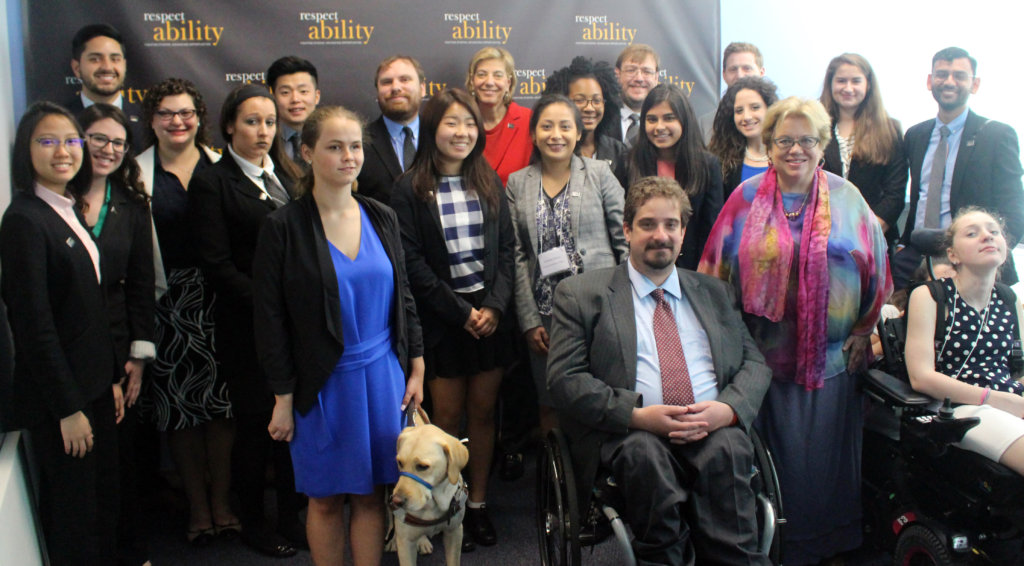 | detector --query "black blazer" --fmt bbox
[67,95,146,156]
[94,182,155,370]
[903,110,1024,284]
[823,118,908,244]
[0,192,116,430]
[591,134,628,177]
[356,115,405,205]
[253,194,423,415]
[390,174,515,348]
[187,154,295,413]
[615,151,725,270]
